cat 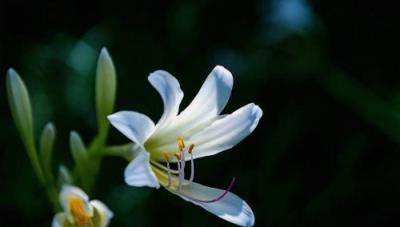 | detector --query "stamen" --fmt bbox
[162,152,170,162]
[163,152,172,188]
[159,138,199,192]
[176,159,182,190]
[180,178,236,204]
[174,152,181,161]
[177,136,185,151]
[175,151,186,191]
[188,144,194,154]
[180,149,185,183]
[188,144,195,182]
[150,160,179,174]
